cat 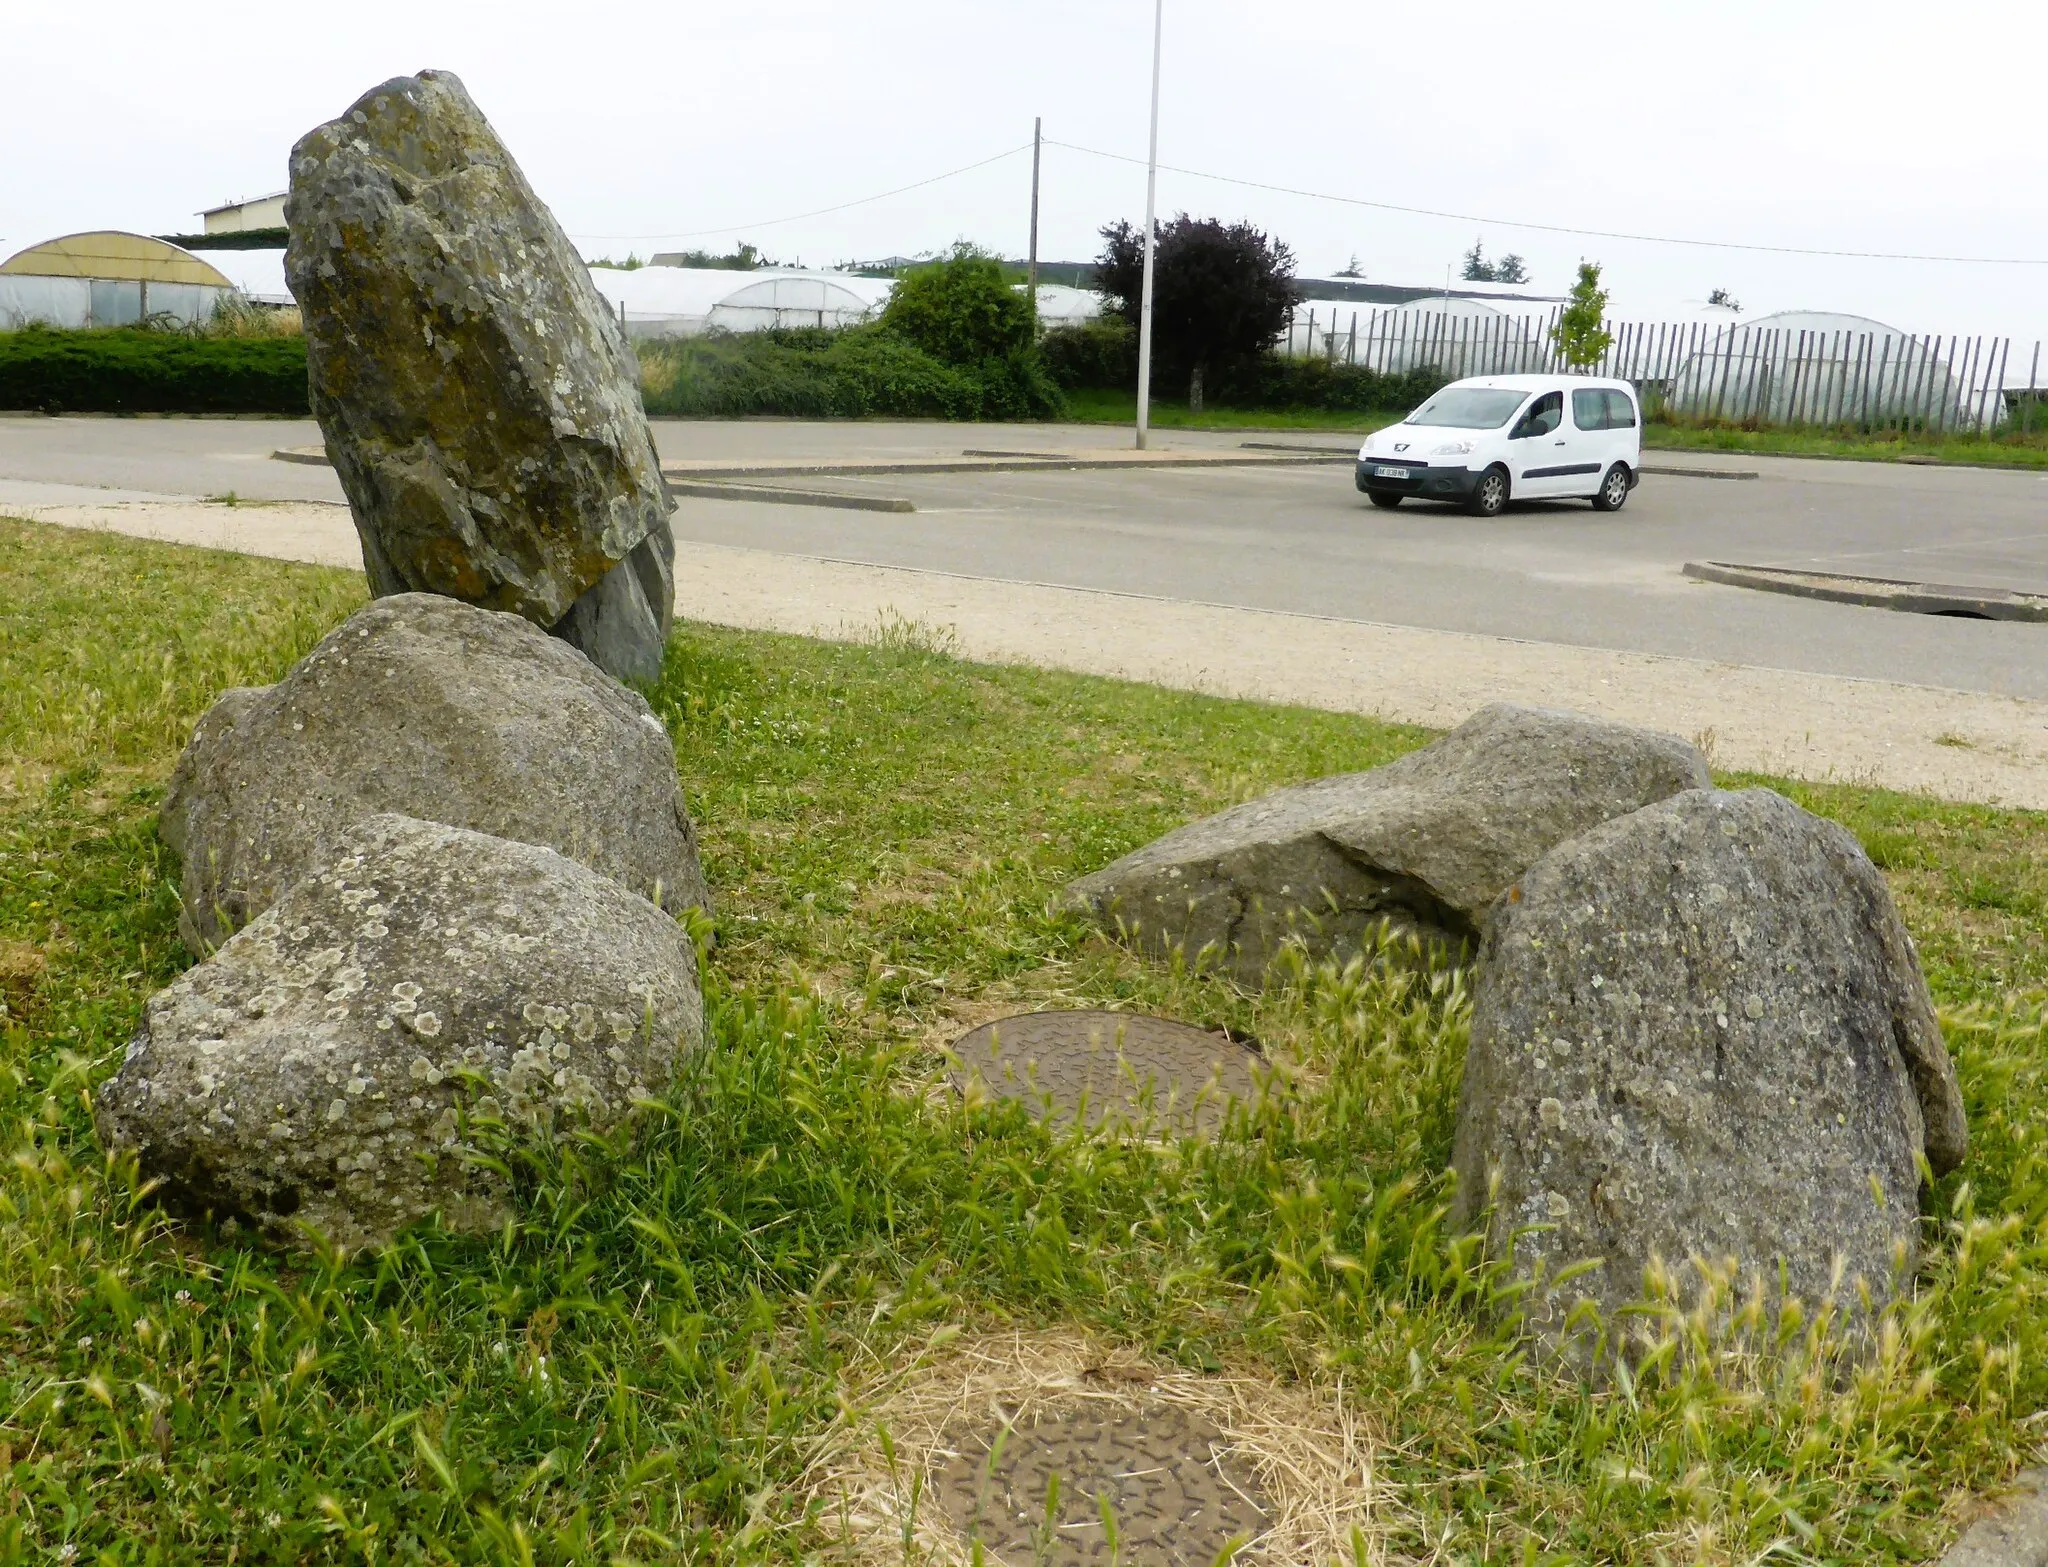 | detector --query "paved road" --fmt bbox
[5,414,2046,699]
